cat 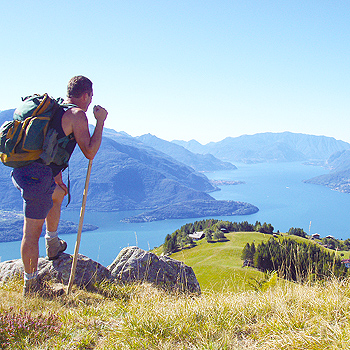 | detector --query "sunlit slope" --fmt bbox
[170,232,269,292]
